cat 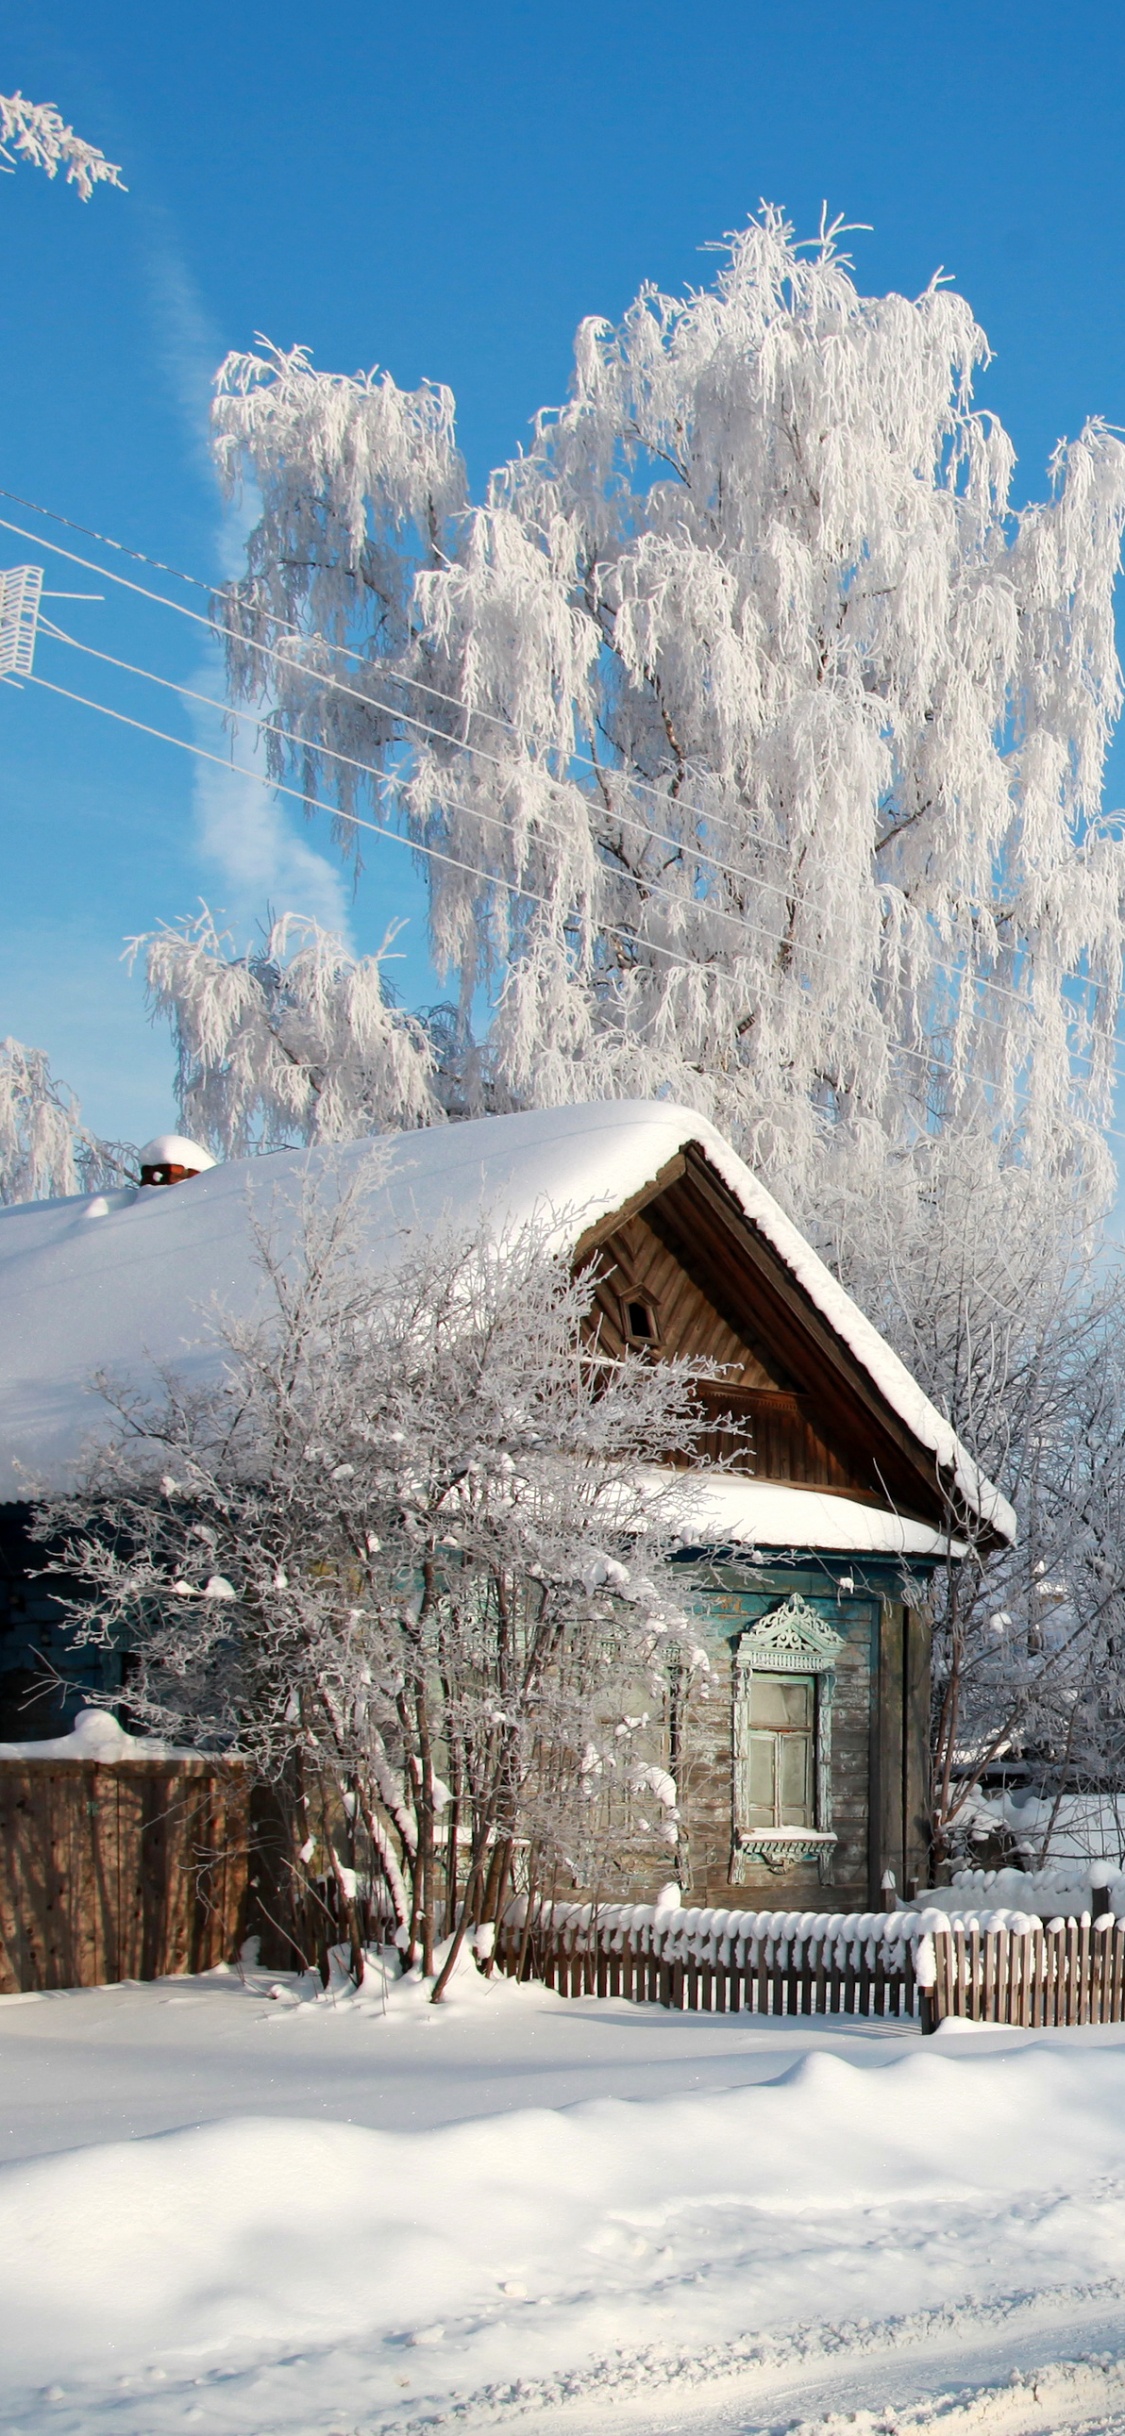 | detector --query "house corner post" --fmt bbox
[904,1601,933,1895]
[872,1598,906,1905]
